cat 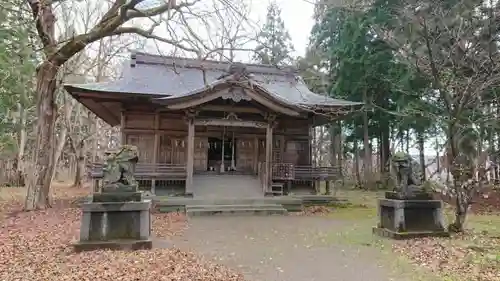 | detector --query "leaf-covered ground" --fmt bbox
[334,189,500,281]
[0,185,246,281]
[393,233,500,281]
